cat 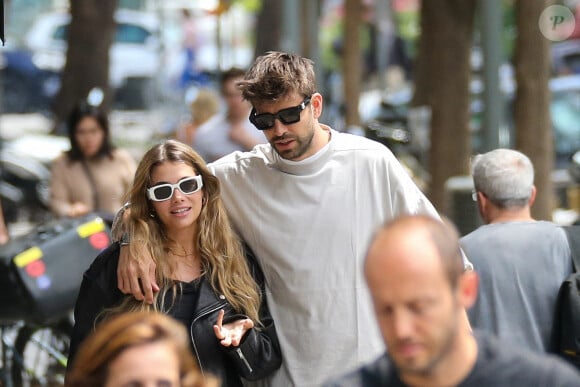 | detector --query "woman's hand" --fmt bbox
[67,202,90,217]
[0,228,8,245]
[213,309,254,347]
